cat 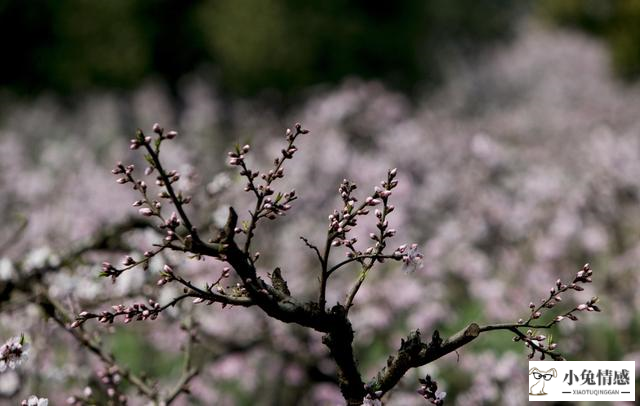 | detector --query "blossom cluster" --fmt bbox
[71,299,162,328]
[0,335,29,372]
[417,375,446,405]
[21,396,48,406]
